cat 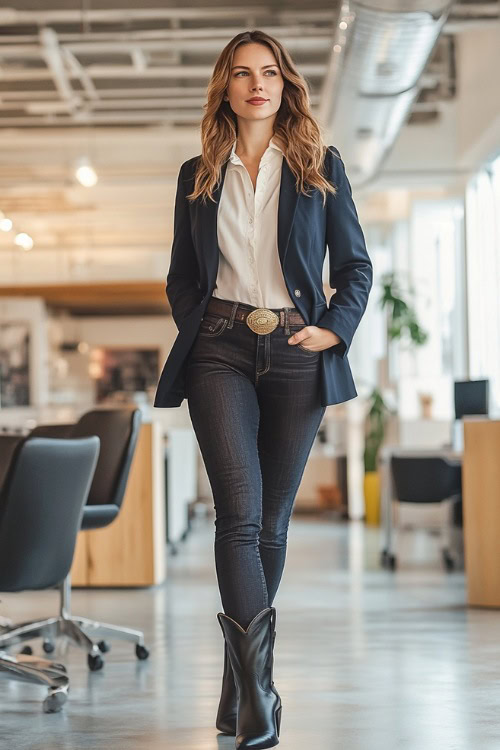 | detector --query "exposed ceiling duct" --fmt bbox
[319,0,455,187]
[0,2,493,130]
